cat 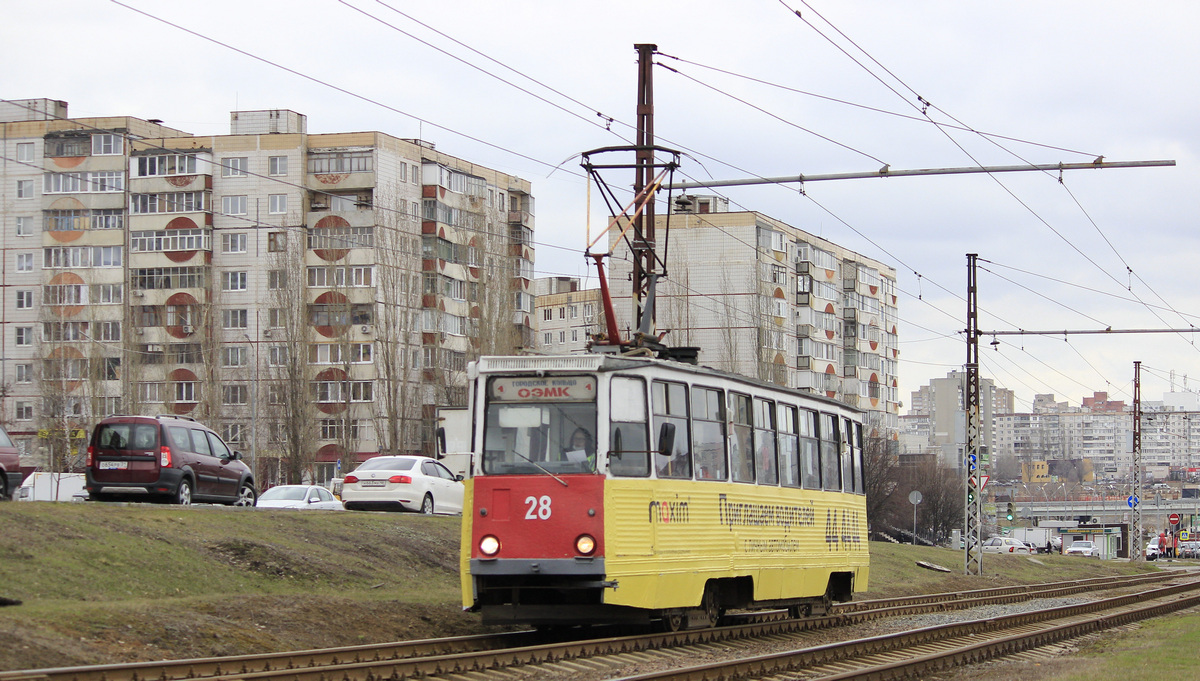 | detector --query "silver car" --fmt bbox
[1065,540,1098,557]
[256,484,343,510]
[341,456,464,514]
[981,537,1031,554]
